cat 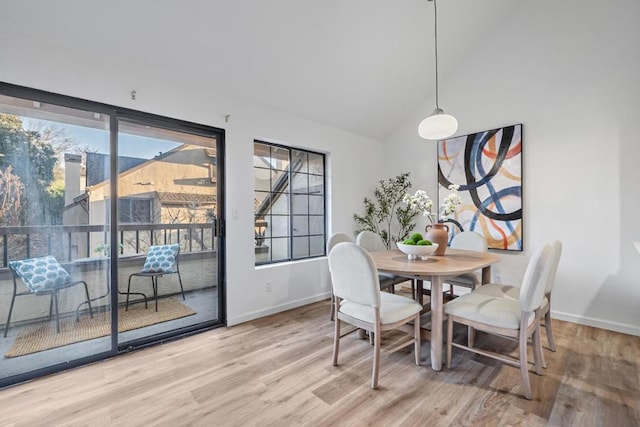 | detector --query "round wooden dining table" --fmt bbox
[369,248,501,371]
